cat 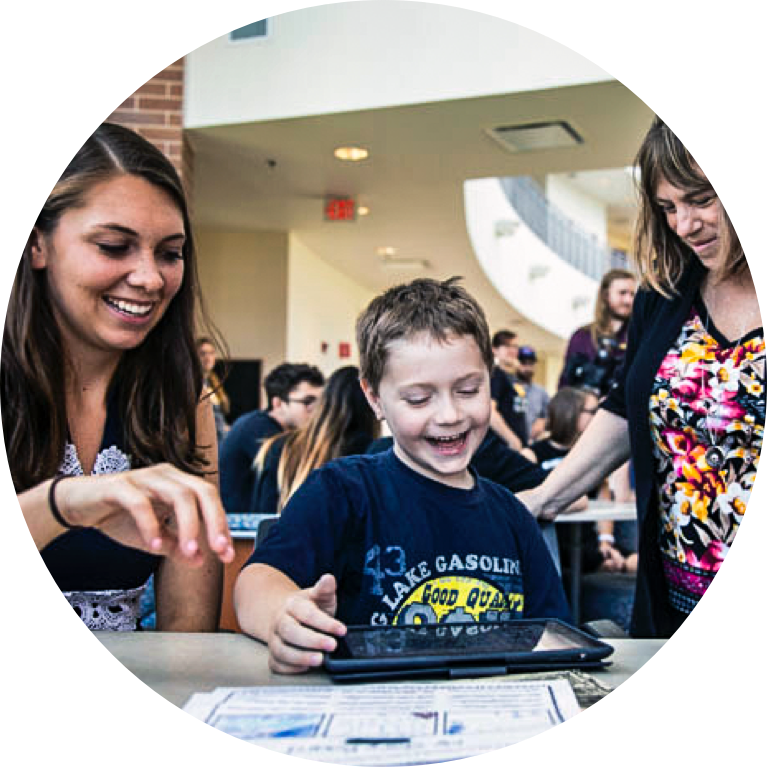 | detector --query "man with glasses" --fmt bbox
[219,363,324,514]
